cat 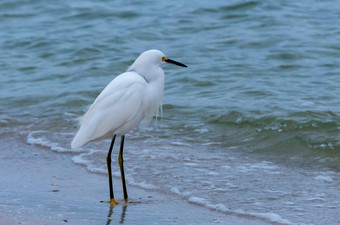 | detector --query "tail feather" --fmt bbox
[71,128,90,149]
